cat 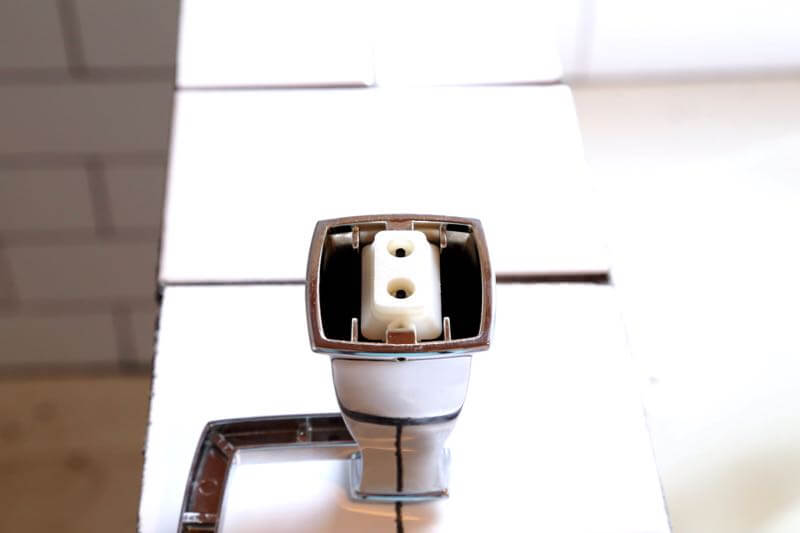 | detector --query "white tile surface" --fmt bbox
[105,163,166,229]
[7,241,158,301]
[550,0,589,77]
[586,0,800,77]
[75,0,179,68]
[161,86,608,282]
[131,306,157,365]
[575,80,800,159]
[139,284,668,532]
[574,79,800,533]
[372,0,562,86]
[0,312,117,366]
[219,450,387,533]
[0,2,68,69]
[0,167,94,232]
[177,0,373,88]
[177,0,561,88]
[0,82,172,155]
[140,285,337,533]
